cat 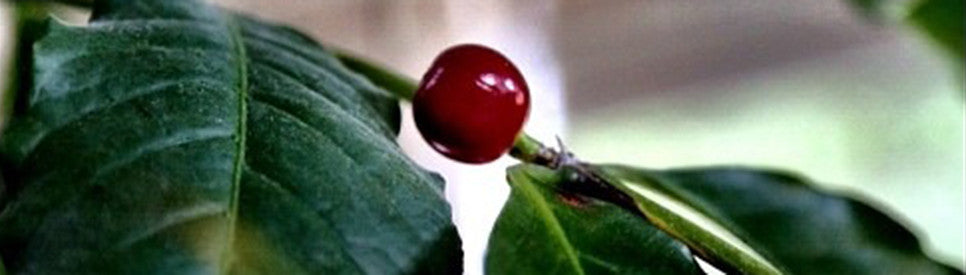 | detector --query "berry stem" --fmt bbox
[509,134,560,168]
[334,51,419,100]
